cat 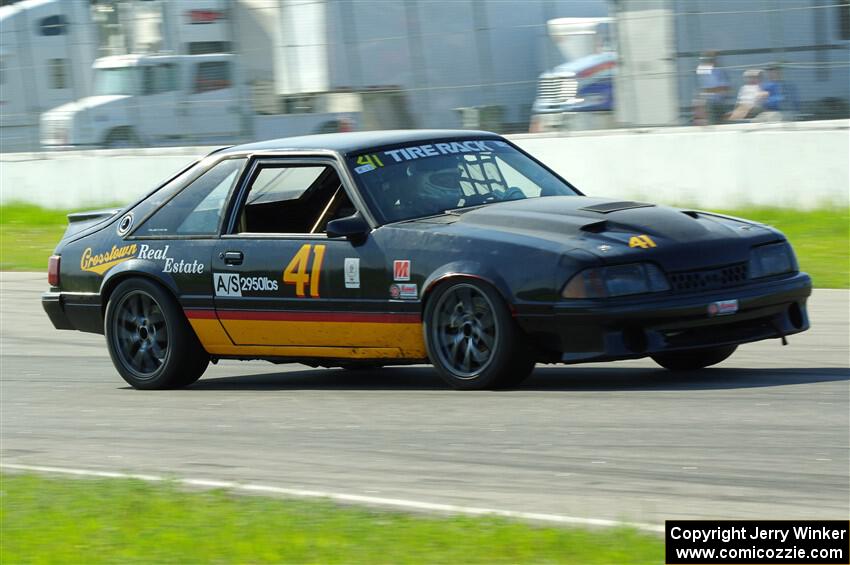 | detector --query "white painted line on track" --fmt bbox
[1,462,664,534]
